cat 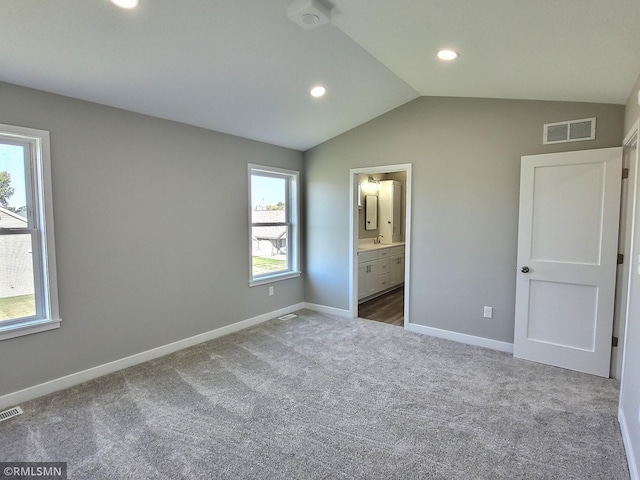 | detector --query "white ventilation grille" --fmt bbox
[0,406,23,422]
[543,117,596,144]
[278,313,297,321]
